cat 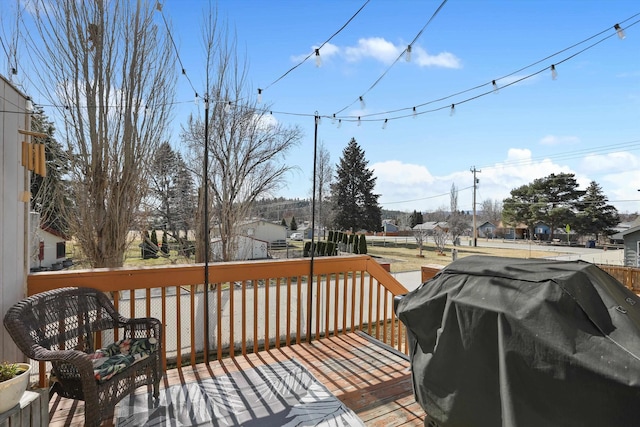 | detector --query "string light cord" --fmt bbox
[332,0,449,115]
[329,16,639,123]
[156,2,198,96]
[260,0,370,94]
[380,184,473,205]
